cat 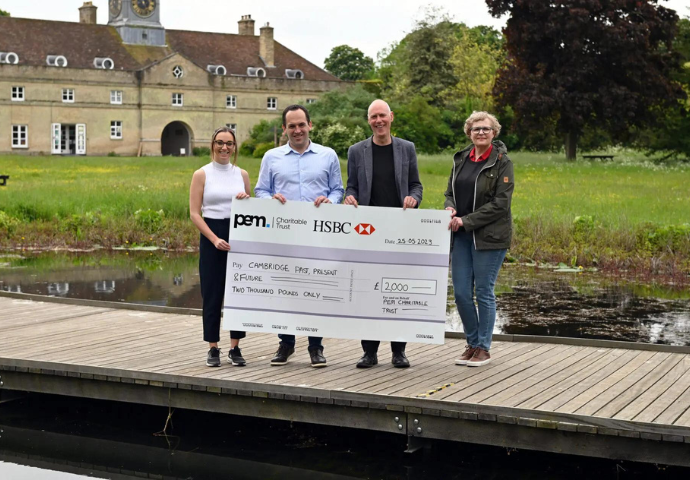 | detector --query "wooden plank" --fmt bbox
[586,353,680,418]
[472,345,596,406]
[617,357,690,422]
[526,348,638,411]
[556,351,661,415]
